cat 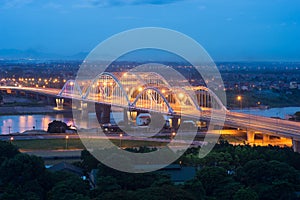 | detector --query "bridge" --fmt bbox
[1,71,300,152]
